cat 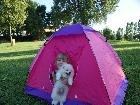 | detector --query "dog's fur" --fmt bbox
[51,63,74,105]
